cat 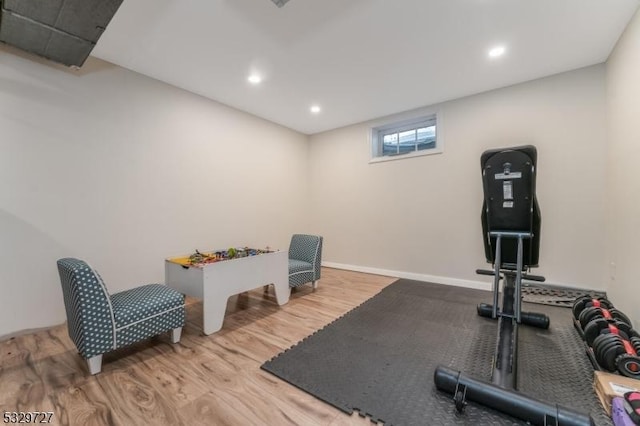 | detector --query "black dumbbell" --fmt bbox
[616,354,640,378]
[572,296,613,321]
[578,306,632,329]
[584,318,638,347]
[592,328,640,378]
[593,333,618,370]
[594,333,624,371]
